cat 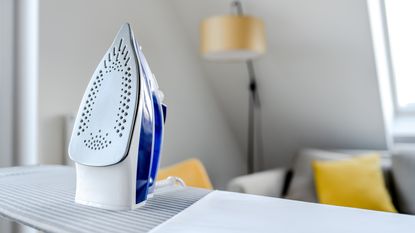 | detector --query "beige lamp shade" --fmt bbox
[200,15,266,61]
